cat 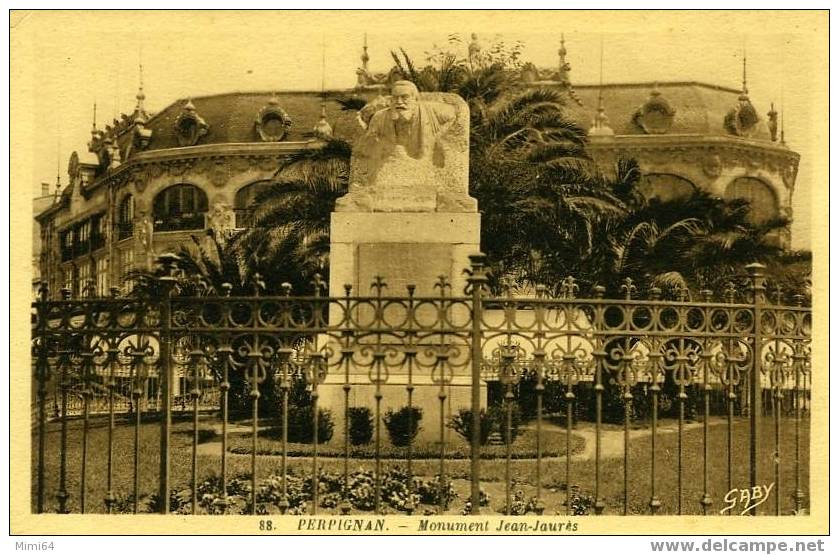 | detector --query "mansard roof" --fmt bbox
[558,81,773,140]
